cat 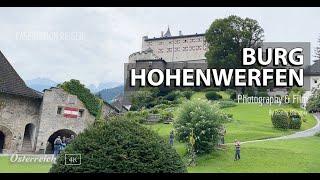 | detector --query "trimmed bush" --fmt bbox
[271,110,289,129]
[216,100,236,108]
[287,111,302,129]
[174,100,225,154]
[183,90,195,100]
[49,119,187,173]
[205,91,222,100]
